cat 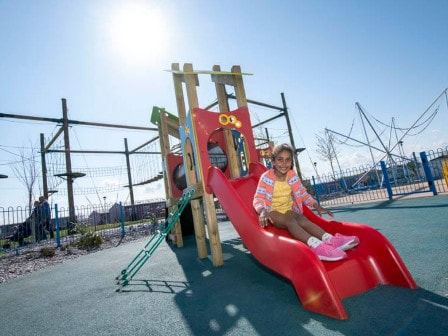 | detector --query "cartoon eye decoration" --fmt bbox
[218,114,242,128]
[219,114,229,125]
